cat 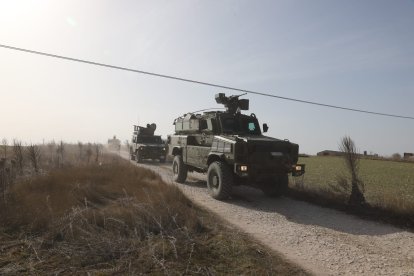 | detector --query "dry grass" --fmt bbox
[0,157,306,275]
[291,156,414,228]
